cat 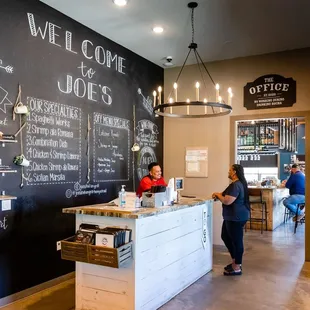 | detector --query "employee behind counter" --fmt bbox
[136,162,167,198]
